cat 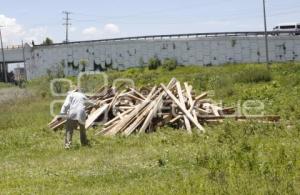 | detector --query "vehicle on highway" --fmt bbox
[273,23,300,35]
